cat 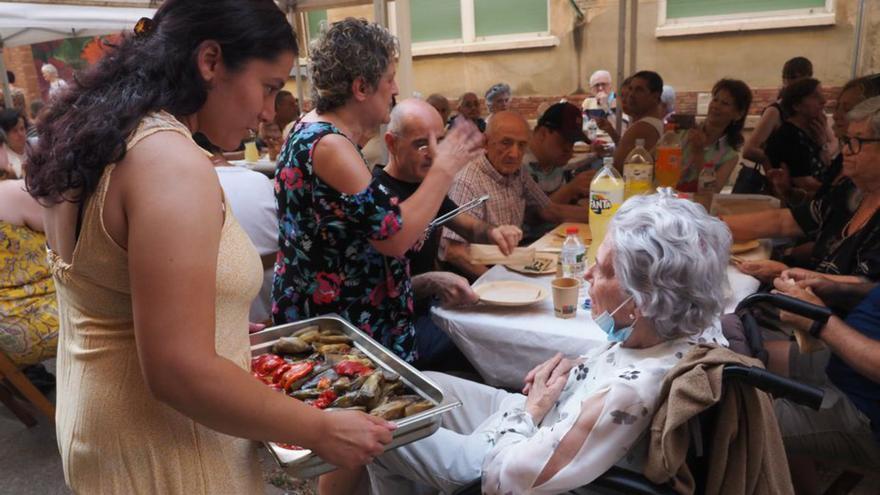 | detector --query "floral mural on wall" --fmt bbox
[30,34,120,100]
